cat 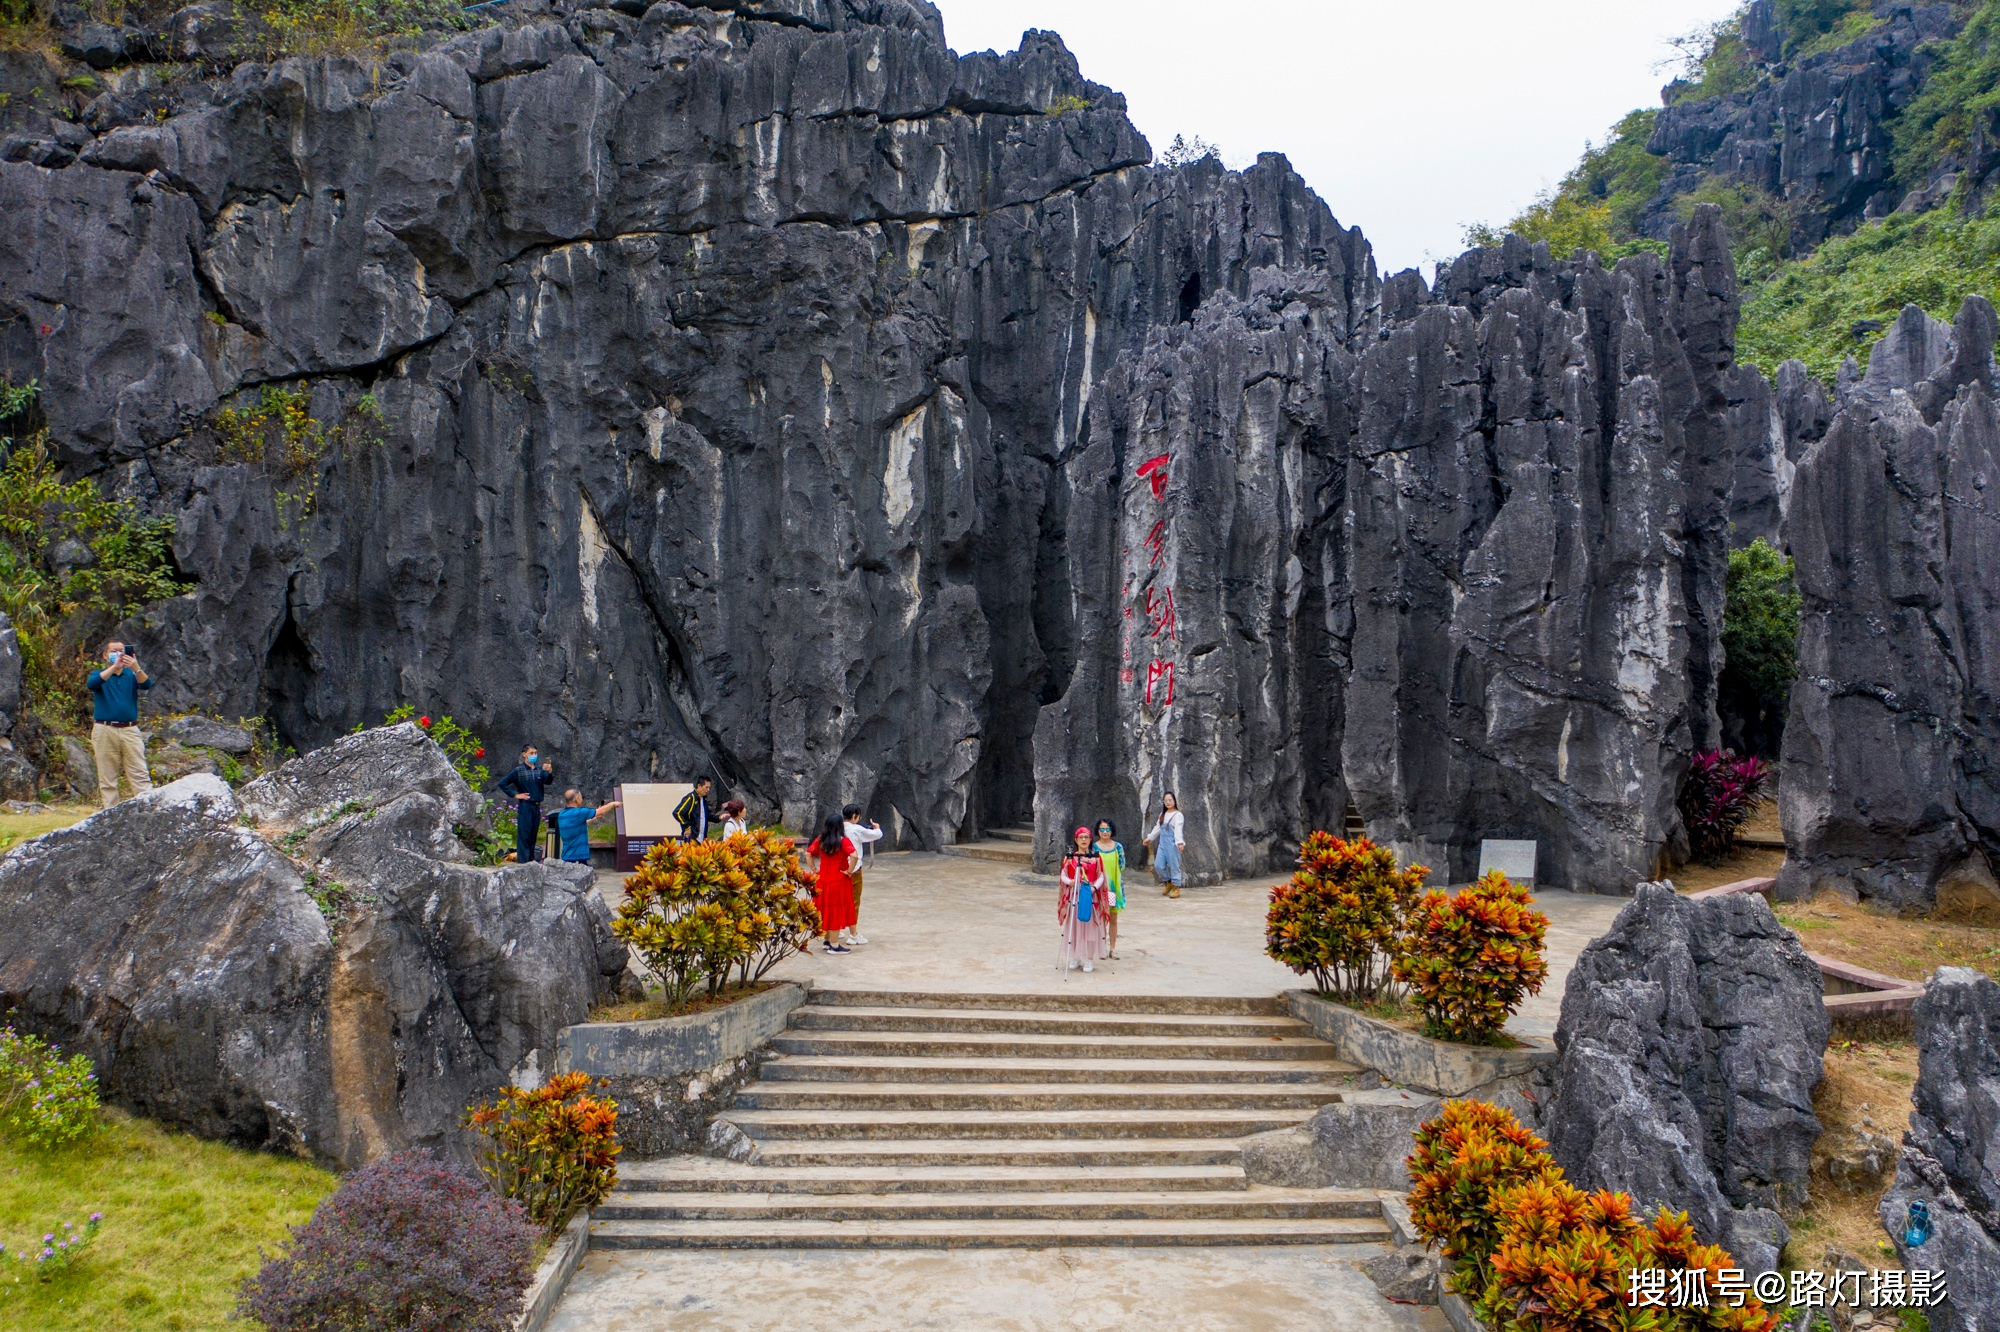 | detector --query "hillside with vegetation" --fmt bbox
[1469,0,2000,384]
